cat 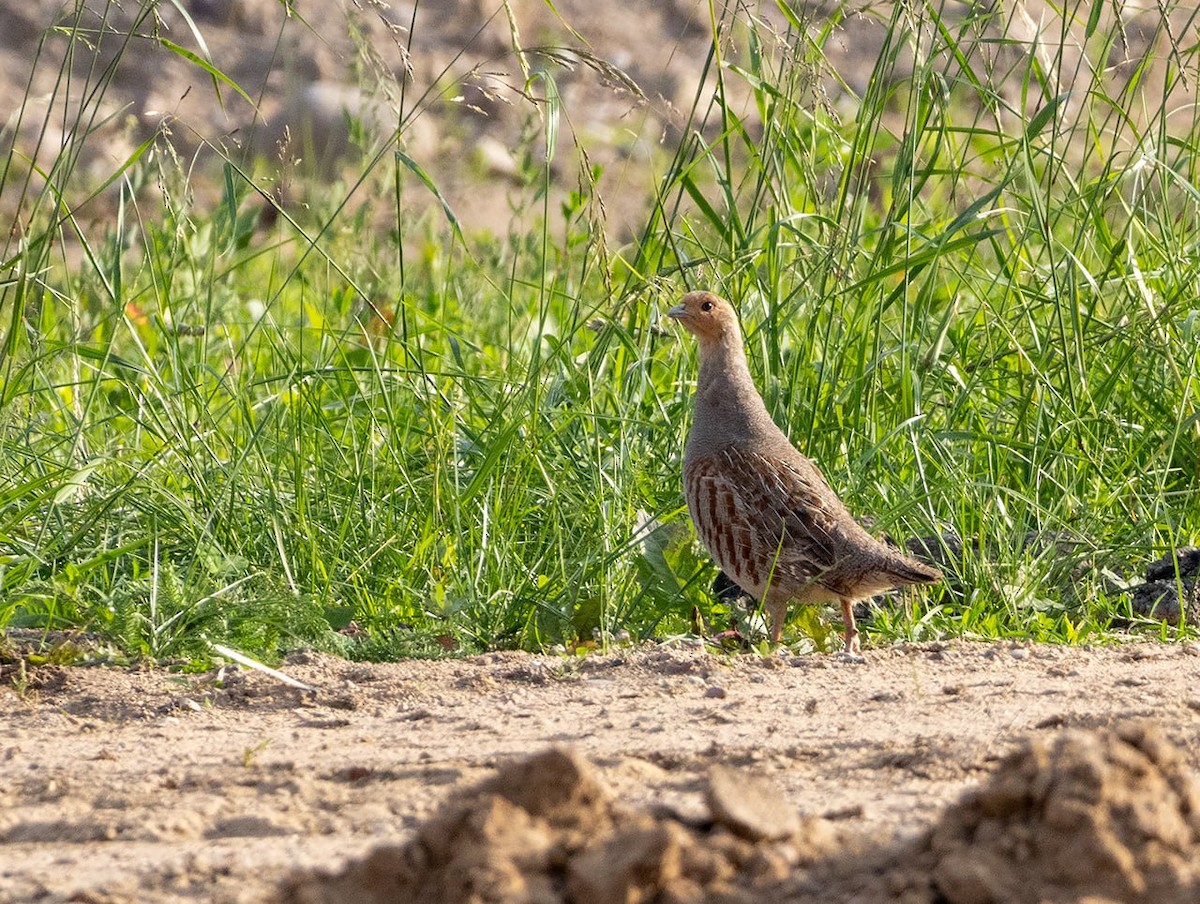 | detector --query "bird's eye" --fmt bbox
[701,301,713,312]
